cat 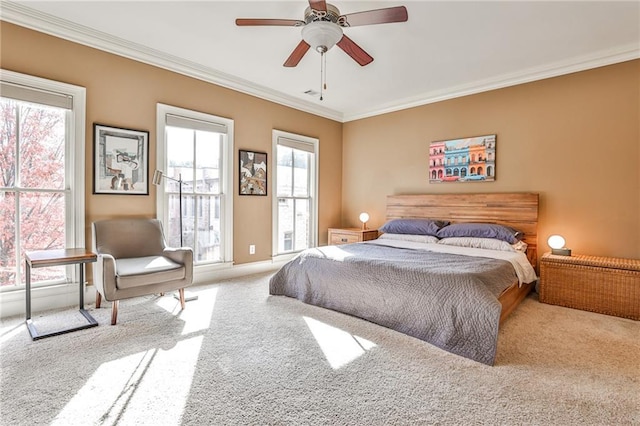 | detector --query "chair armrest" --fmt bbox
[163,247,194,286]
[163,247,193,266]
[93,253,117,300]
